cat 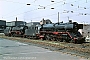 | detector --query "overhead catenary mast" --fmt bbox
[58,12,60,24]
